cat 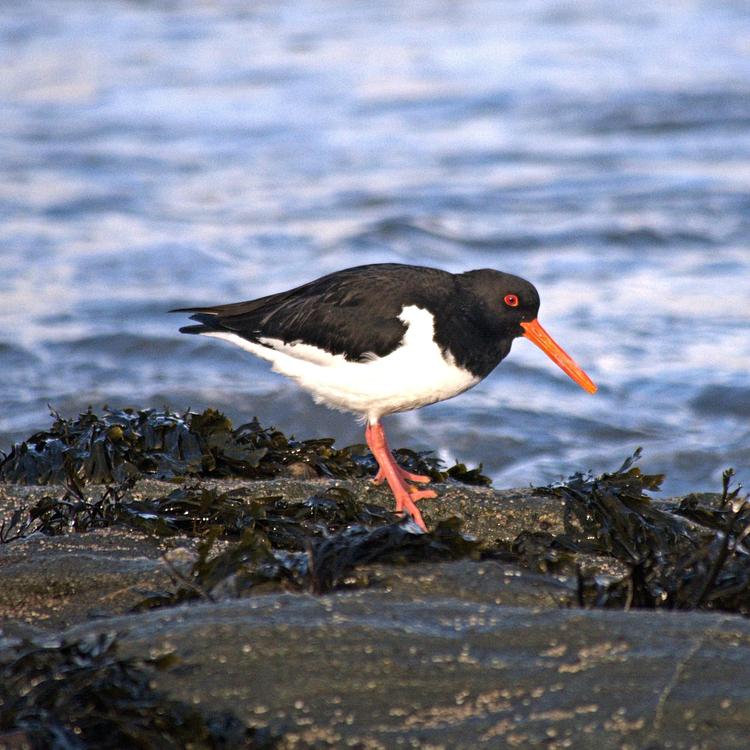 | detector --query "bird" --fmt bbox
[173,263,596,531]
